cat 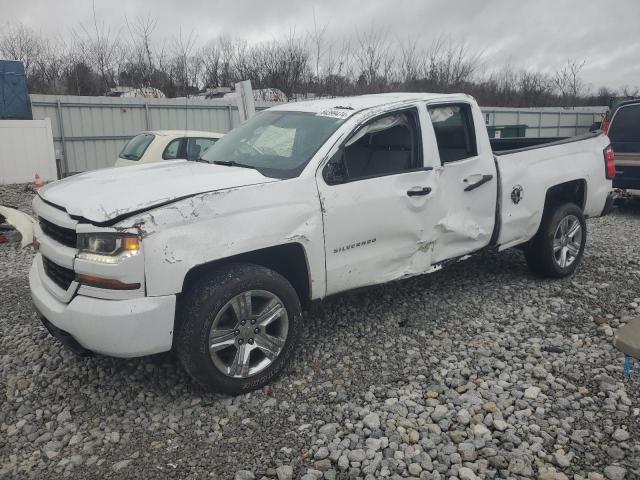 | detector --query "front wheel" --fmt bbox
[176,264,302,395]
[524,203,587,278]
